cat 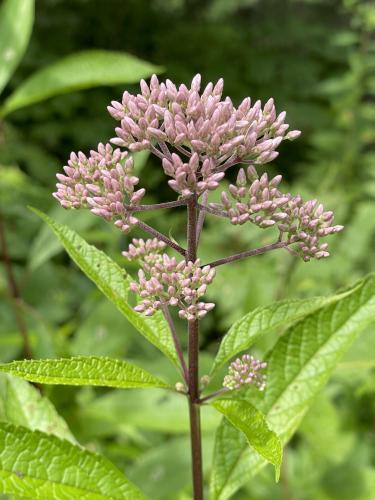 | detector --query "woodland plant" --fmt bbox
[6,73,375,500]
[52,74,343,498]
